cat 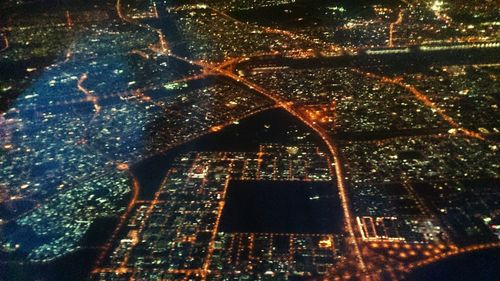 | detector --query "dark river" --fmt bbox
[407,248,500,281]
